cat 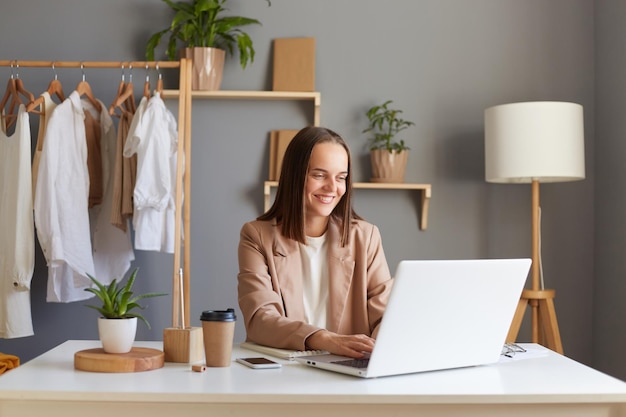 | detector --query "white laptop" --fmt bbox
[296,258,530,378]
